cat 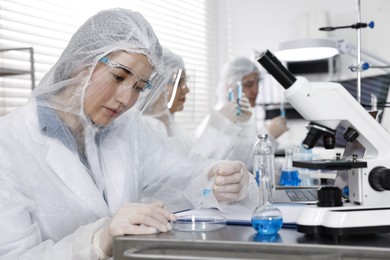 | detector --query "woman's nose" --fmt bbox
[183,84,190,94]
[115,88,138,108]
